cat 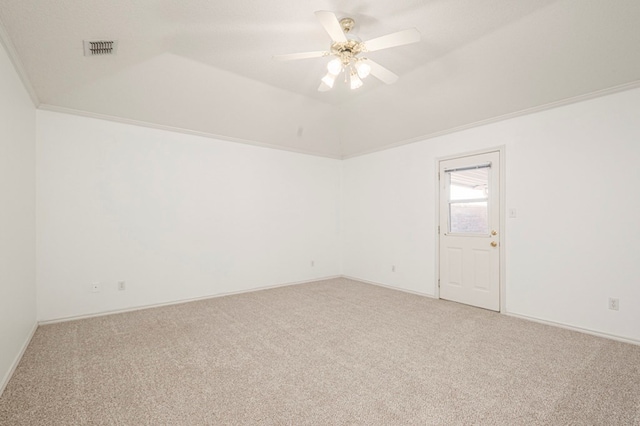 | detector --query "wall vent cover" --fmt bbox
[83,40,118,56]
